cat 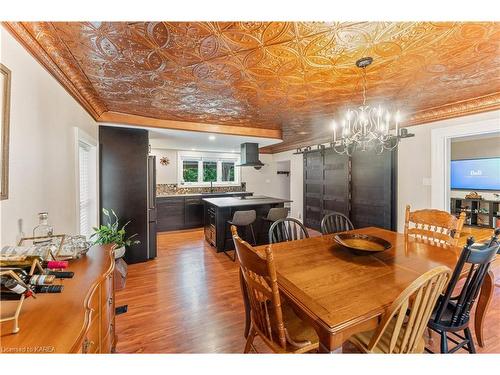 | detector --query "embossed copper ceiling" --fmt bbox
[4,21,500,153]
